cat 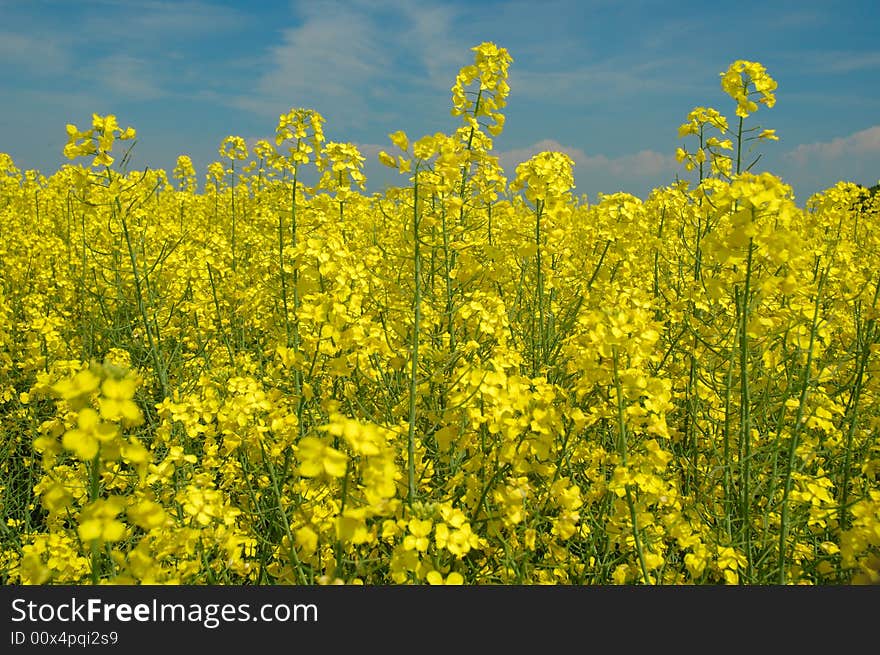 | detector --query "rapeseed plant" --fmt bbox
[0,44,877,586]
